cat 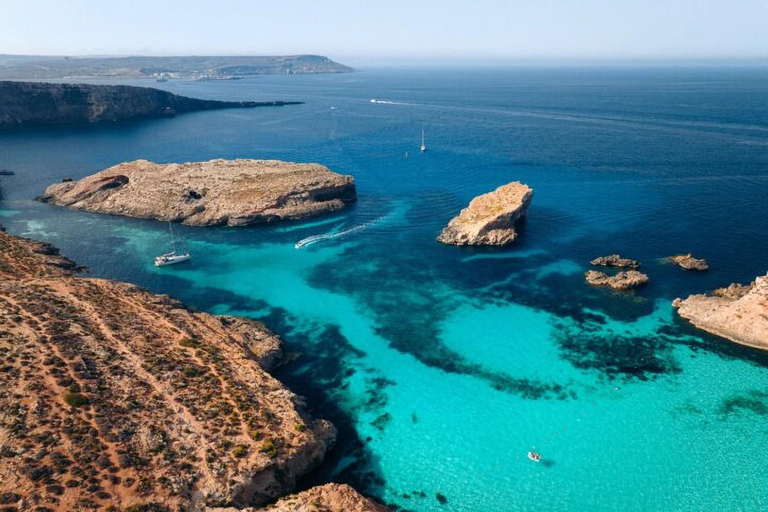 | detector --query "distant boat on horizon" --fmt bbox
[421,128,426,153]
[154,221,190,267]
